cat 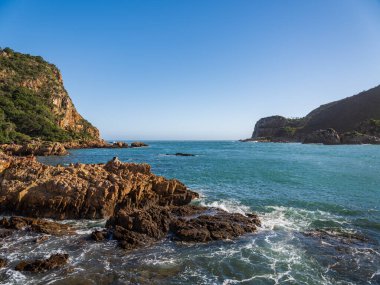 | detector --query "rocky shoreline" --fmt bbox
[0,140,149,156]
[0,152,261,273]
